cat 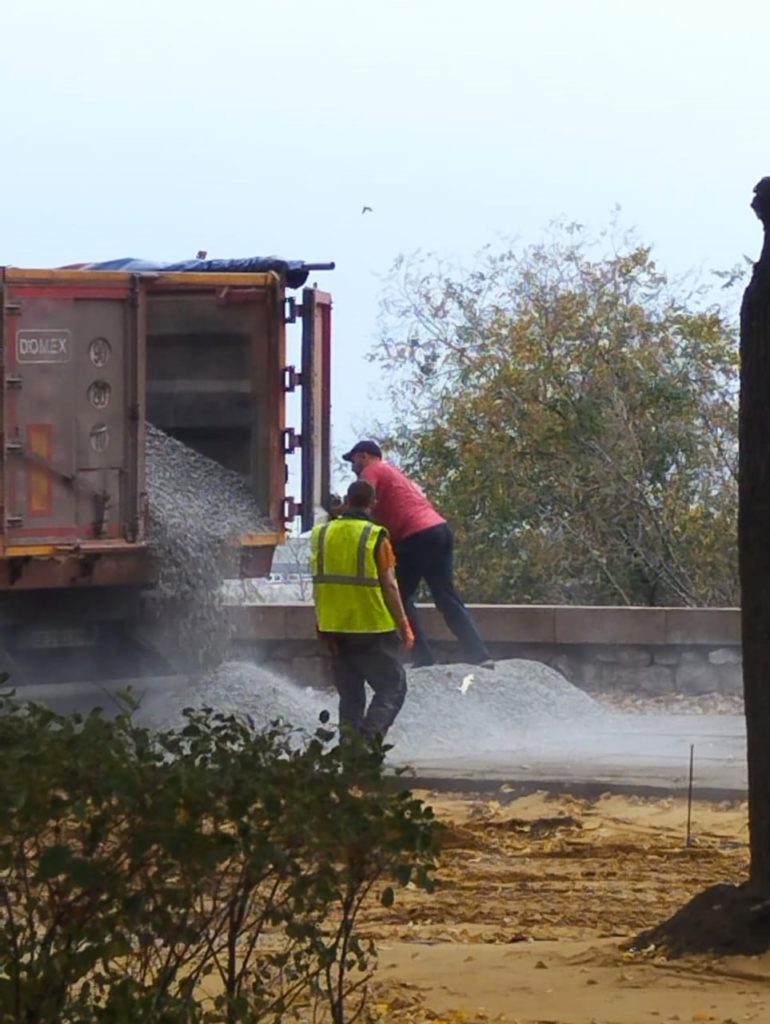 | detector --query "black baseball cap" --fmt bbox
[342,439,382,462]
